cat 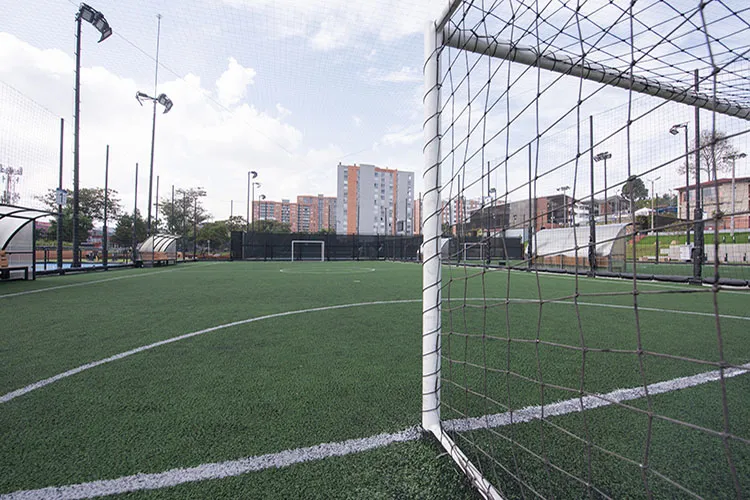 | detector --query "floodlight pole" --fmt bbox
[692,69,704,281]
[146,14,162,237]
[103,144,109,268]
[193,195,198,260]
[132,163,138,264]
[647,177,661,230]
[72,3,112,268]
[594,151,612,224]
[670,123,690,243]
[72,13,82,268]
[57,118,64,271]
